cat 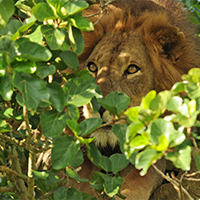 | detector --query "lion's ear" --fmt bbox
[151,26,186,62]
